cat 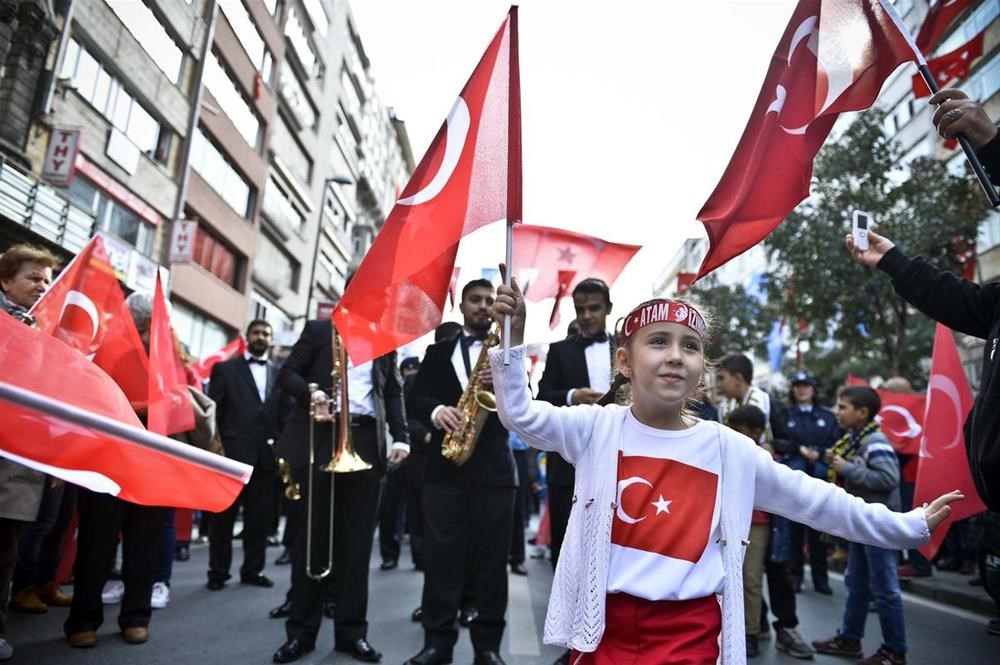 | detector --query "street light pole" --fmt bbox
[304,175,352,321]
